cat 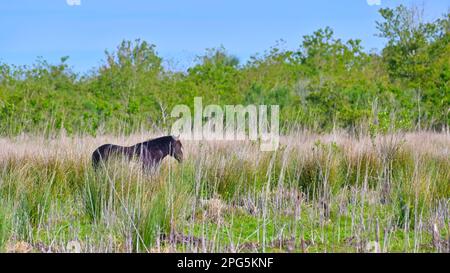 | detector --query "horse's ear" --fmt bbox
[174,135,182,146]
